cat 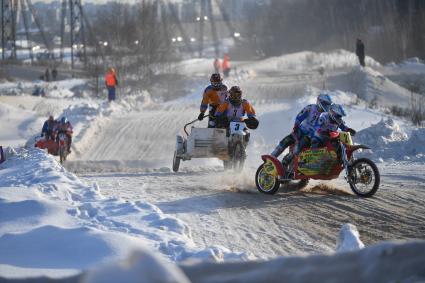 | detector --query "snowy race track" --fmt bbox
[79,162,425,259]
[68,58,425,260]
[2,51,425,271]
